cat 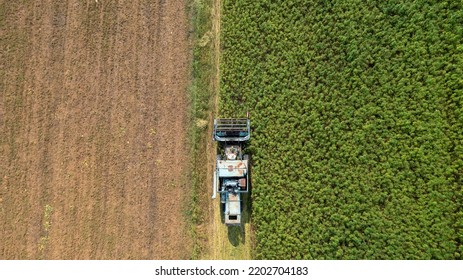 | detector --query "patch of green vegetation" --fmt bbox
[38,204,53,256]
[220,0,463,259]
